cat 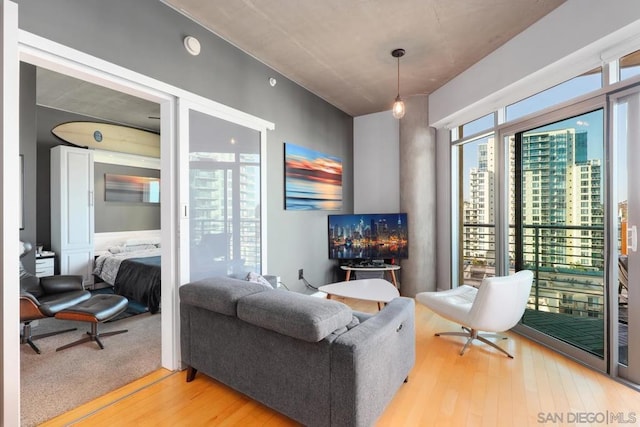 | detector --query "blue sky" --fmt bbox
[460,72,614,201]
